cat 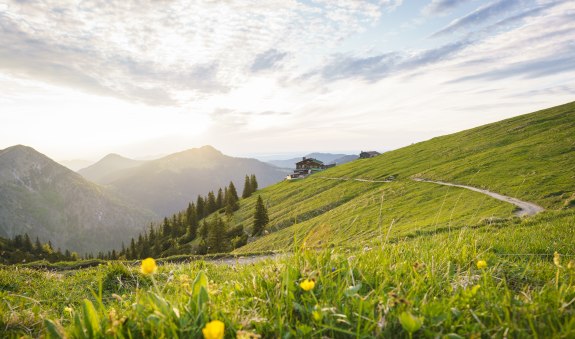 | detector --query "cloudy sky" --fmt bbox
[1,0,574,162]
